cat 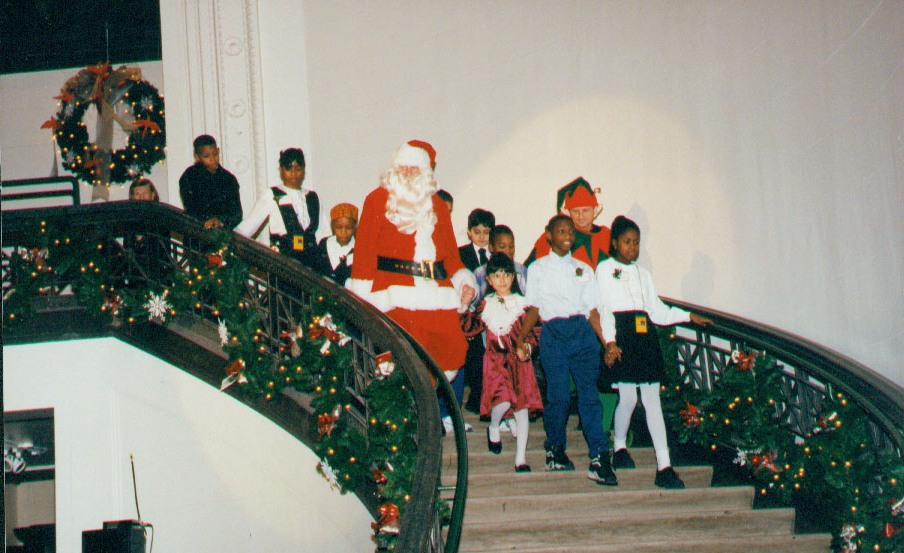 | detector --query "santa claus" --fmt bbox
[347,141,475,380]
